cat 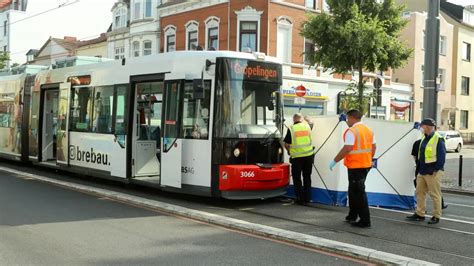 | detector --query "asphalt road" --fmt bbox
[0,169,367,266]
[1,160,473,265]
